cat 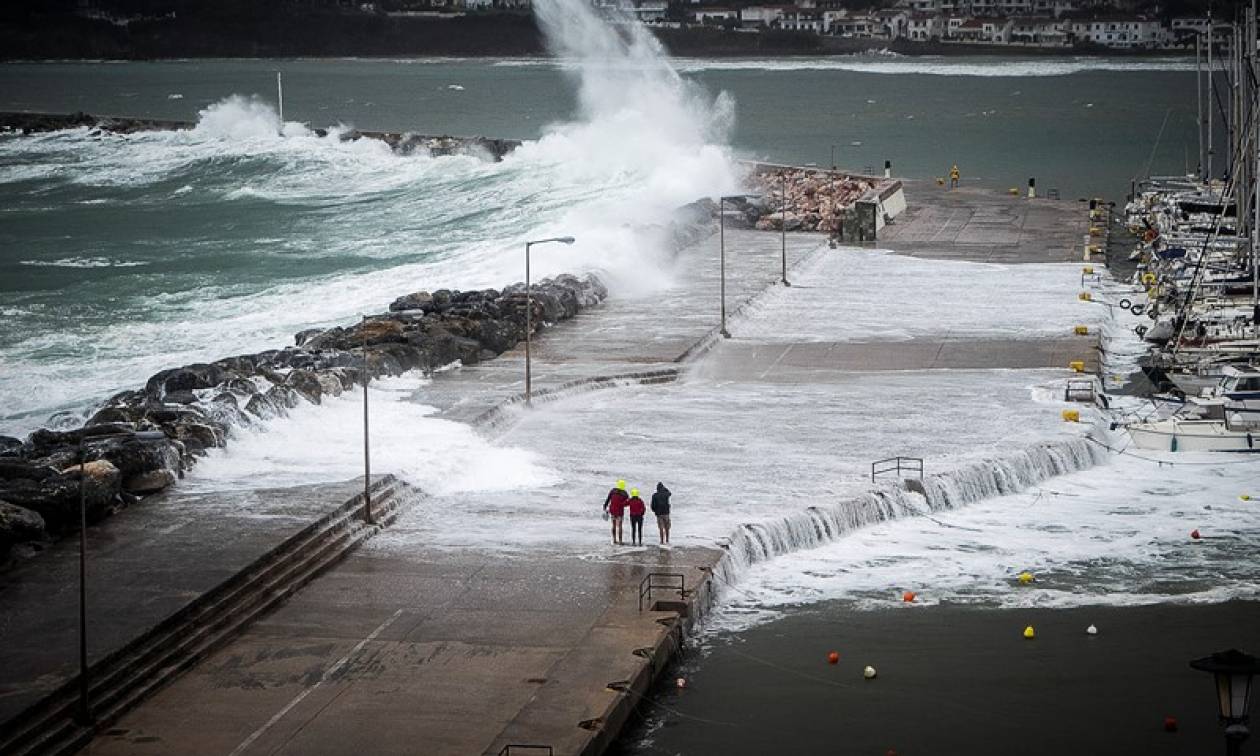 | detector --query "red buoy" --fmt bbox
[827,651,840,665]
[1190,529,1201,540]
[902,591,917,603]
[1163,716,1178,732]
